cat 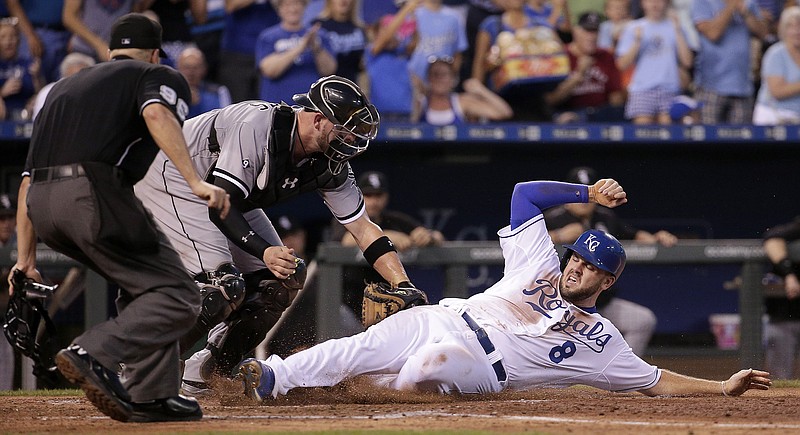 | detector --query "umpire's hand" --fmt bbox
[193,181,231,219]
